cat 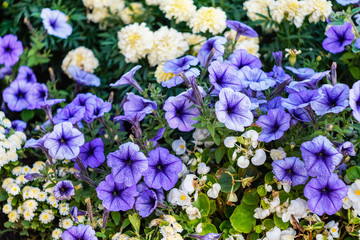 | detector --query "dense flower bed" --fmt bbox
[1,0,360,240]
